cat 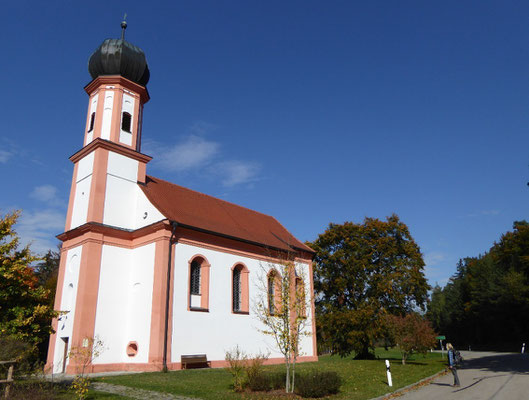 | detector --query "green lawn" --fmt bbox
[93,349,446,399]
